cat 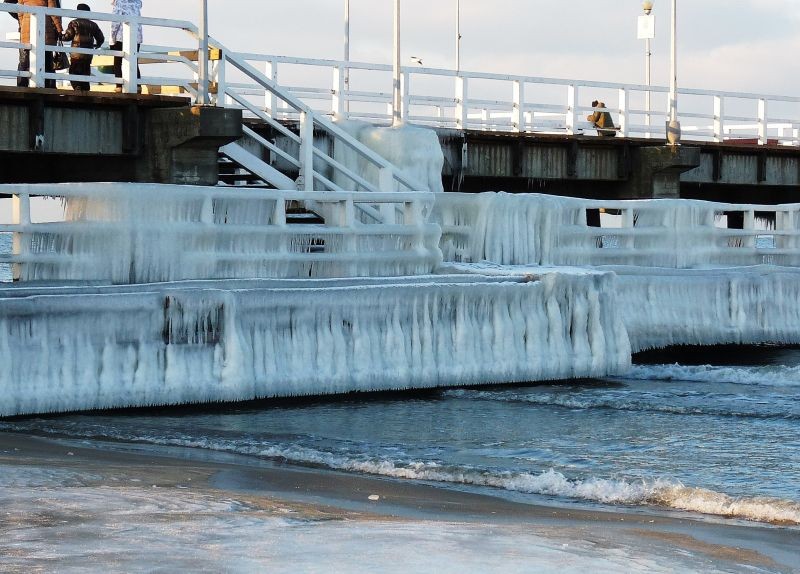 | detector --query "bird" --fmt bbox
[410,56,423,66]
